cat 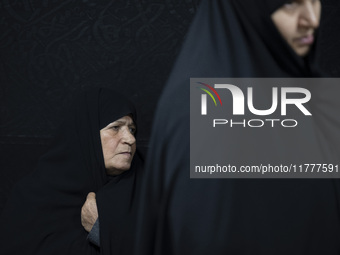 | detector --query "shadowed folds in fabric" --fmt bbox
[0,88,144,255]
[134,0,340,254]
